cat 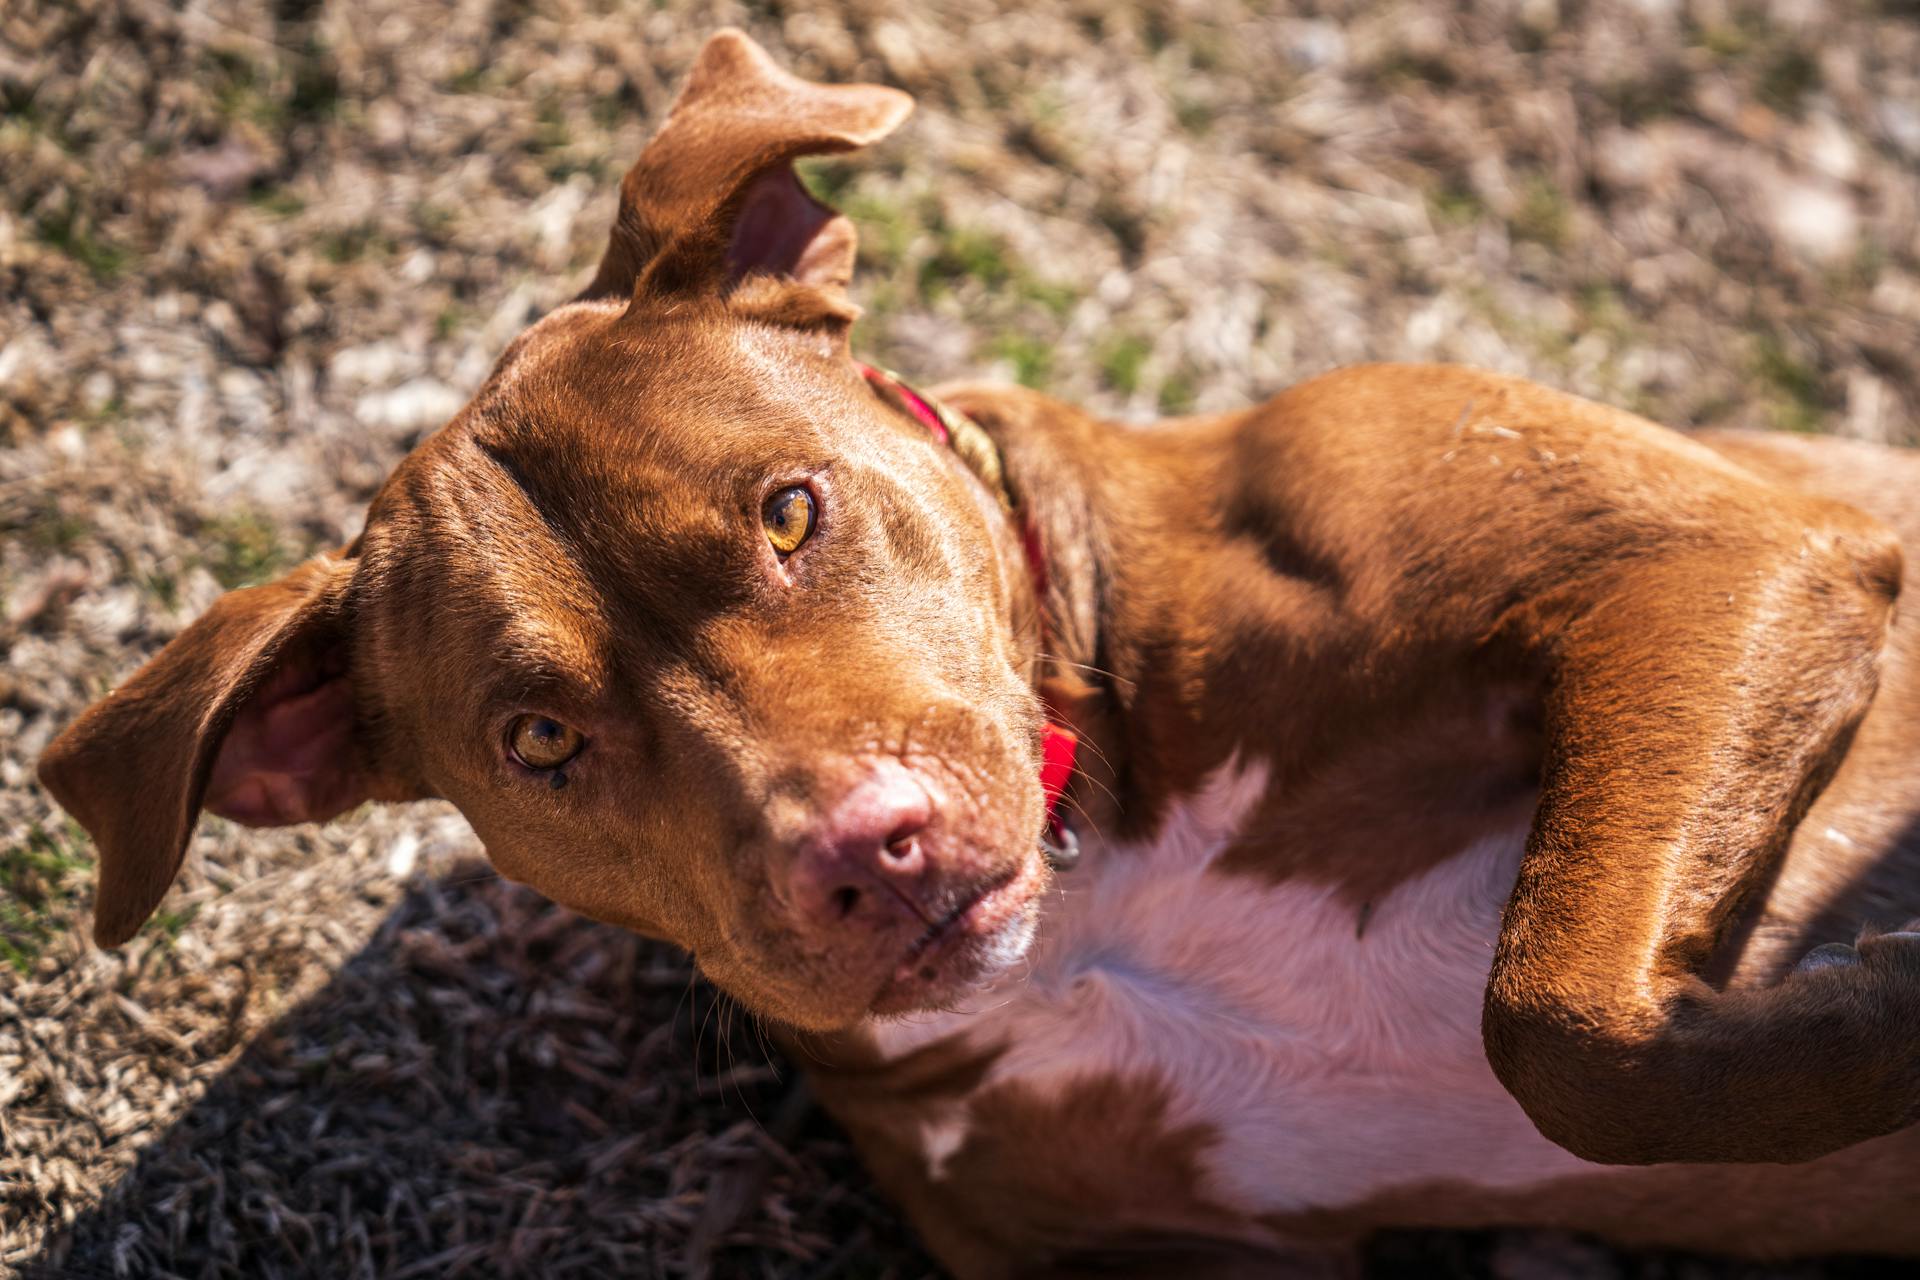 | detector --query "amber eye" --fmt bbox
[509,715,584,770]
[762,485,817,557]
